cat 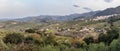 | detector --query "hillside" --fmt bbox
[94,6,120,16]
[10,11,99,23]
[1,0,120,51]
[0,14,120,51]
[12,5,120,22]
